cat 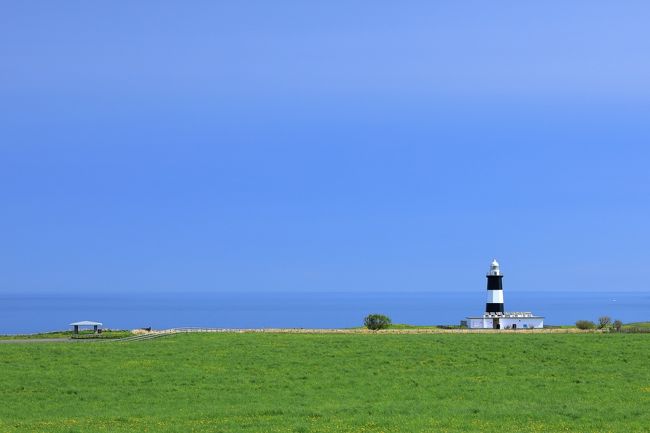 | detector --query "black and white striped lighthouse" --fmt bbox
[466,259,544,329]
[485,259,504,313]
